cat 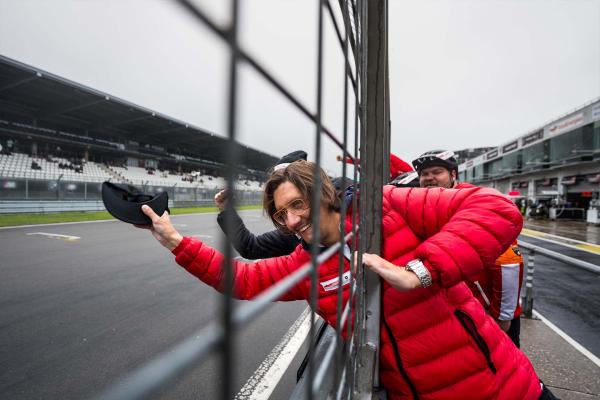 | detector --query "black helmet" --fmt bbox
[102,182,169,225]
[390,171,420,187]
[412,150,458,175]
